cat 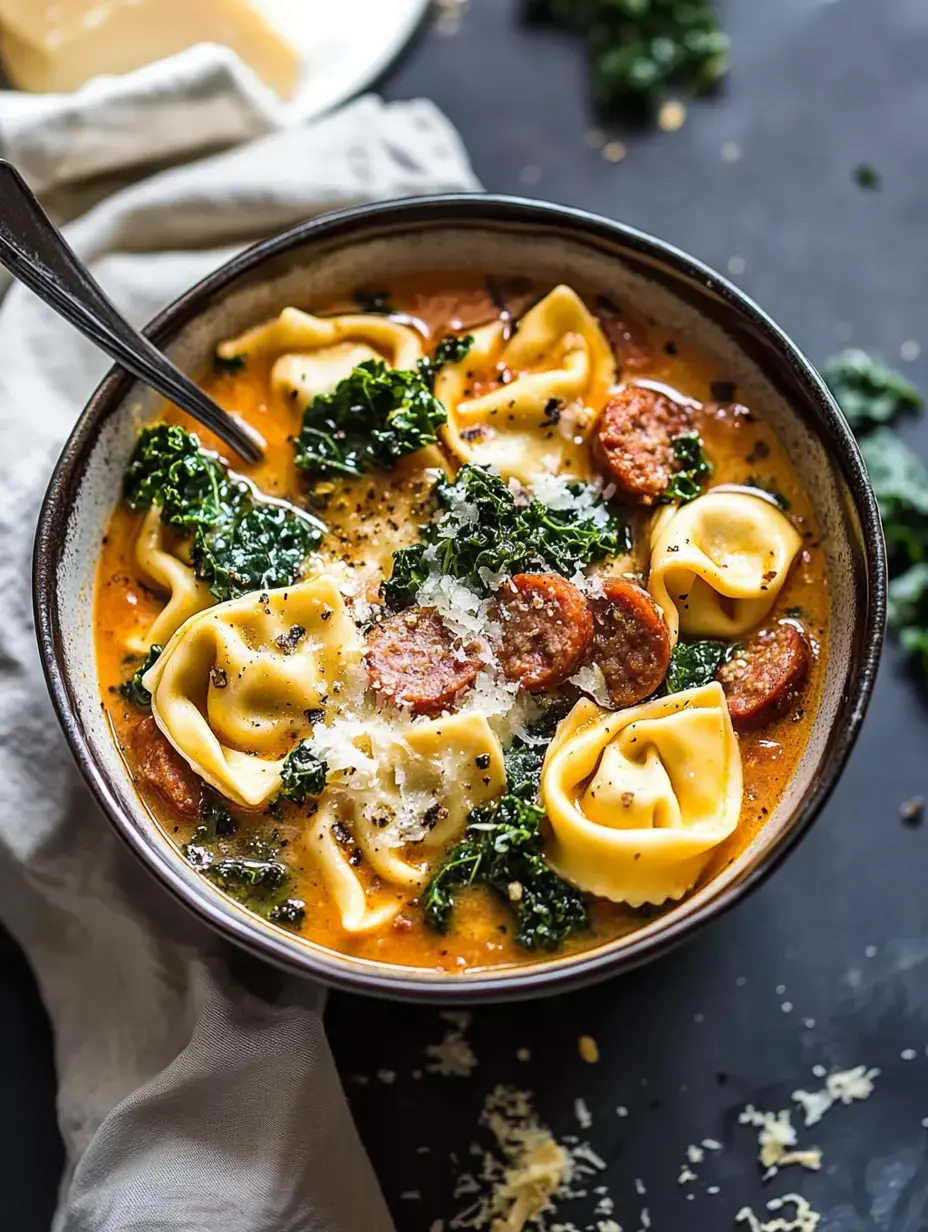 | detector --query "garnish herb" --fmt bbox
[824,349,922,431]
[276,739,328,805]
[664,639,733,694]
[423,733,587,951]
[124,424,322,602]
[853,164,880,191]
[826,351,928,677]
[118,644,162,710]
[382,464,624,608]
[294,360,448,478]
[664,433,712,503]
[523,0,730,119]
[213,351,246,374]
